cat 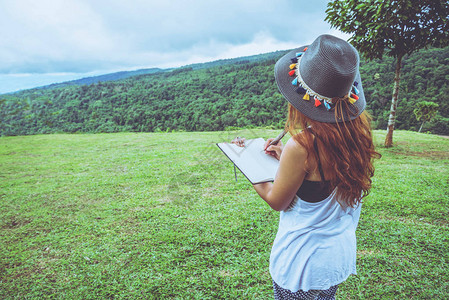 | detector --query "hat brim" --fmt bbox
[274,47,366,123]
